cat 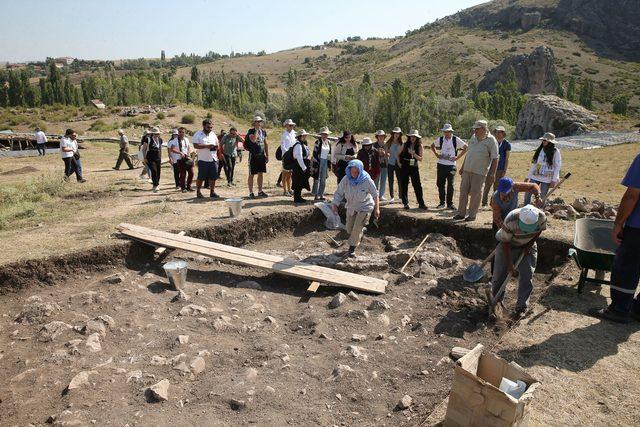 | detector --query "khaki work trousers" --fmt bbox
[457,171,485,219]
[345,211,371,248]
